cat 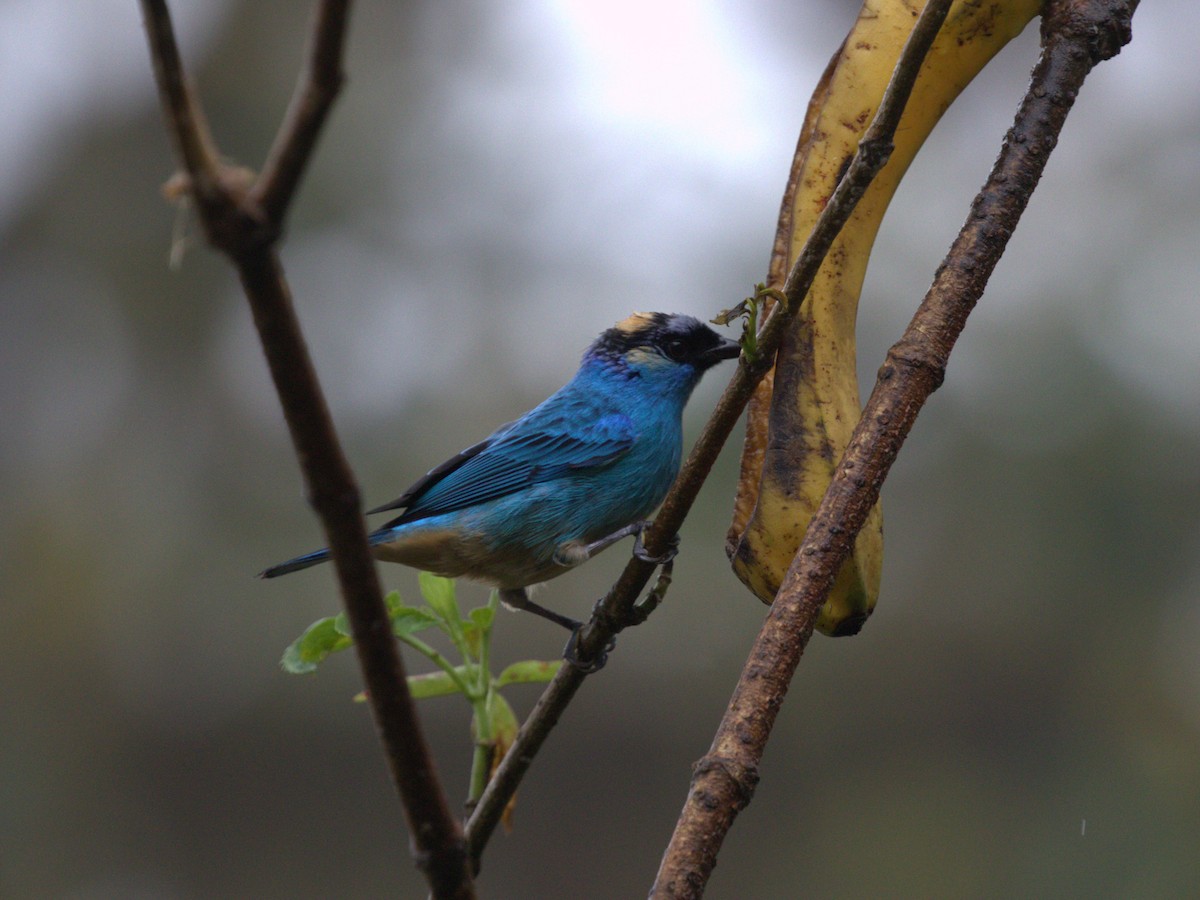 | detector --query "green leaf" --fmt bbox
[383,589,405,615]
[406,667,475,699]
[486,692,519,747]
[459,605,495,660]
[460,619,483,661]
[332,611,351,637]
[281,617,353,674]
[495,659,563,687]
[391,606,441,638]
[469,606,496,630]
[419,572,460,623]
[327,590,441,641]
